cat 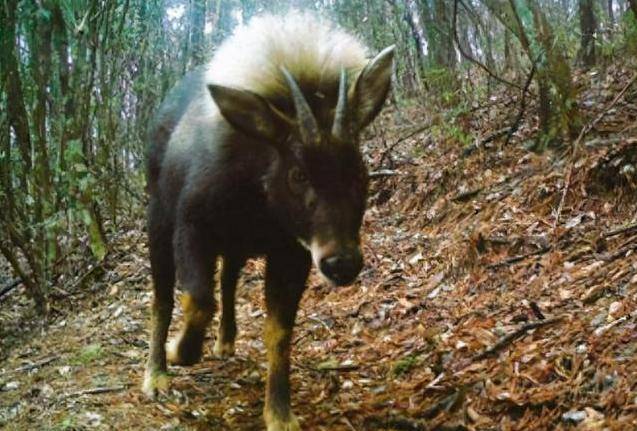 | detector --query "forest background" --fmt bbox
[1,0,636,311]
[2,1,637,429]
